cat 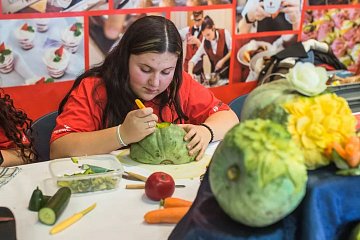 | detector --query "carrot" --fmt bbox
[144,207,190,224]
[344,136,360,167]
[160,197,192,208]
